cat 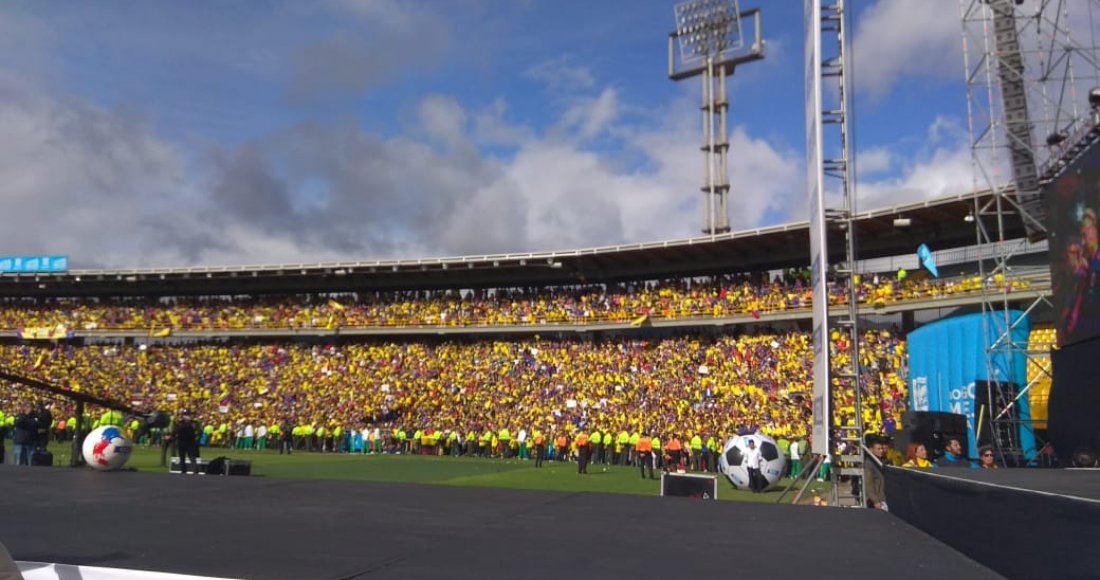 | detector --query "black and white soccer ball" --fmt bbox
[718,433,787,490]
